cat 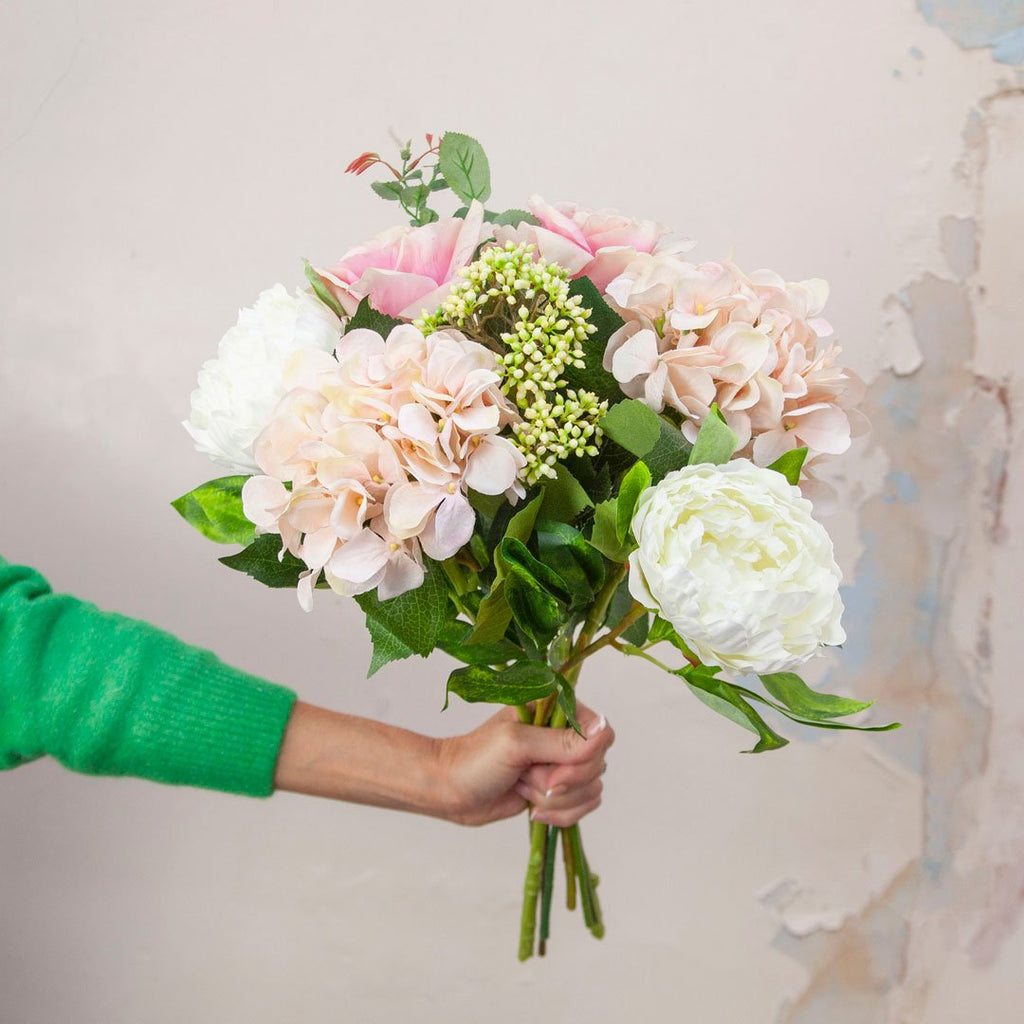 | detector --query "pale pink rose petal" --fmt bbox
[752,428,800,466]
[326,527,390,584]
[397,403,439,444]
[297,569,318,613]
[464,435,520,494]
[378,547,425,600]
[385,482,445,538]
[452,404,501,434]
[241,476,290,529]
[420,492,475,560]
[788,405,851,455]
[300,525,339,572]
[611,328,660,384]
